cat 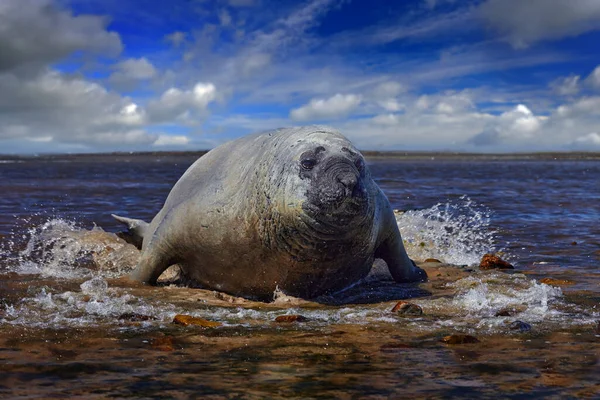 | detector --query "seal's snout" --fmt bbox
[337,172,358,196]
